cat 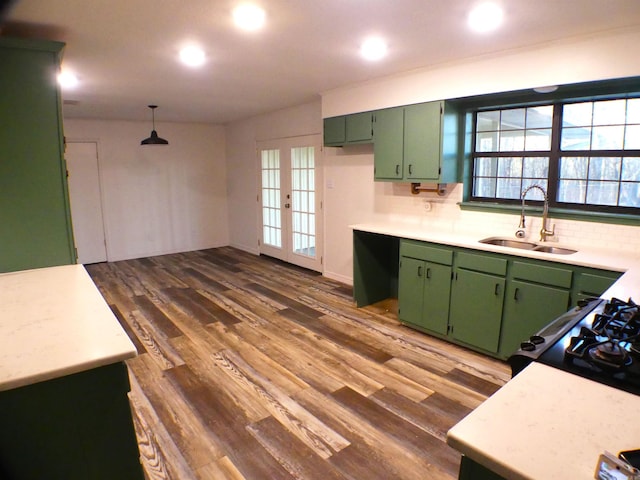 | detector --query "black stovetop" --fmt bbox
[510,297,640,396]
